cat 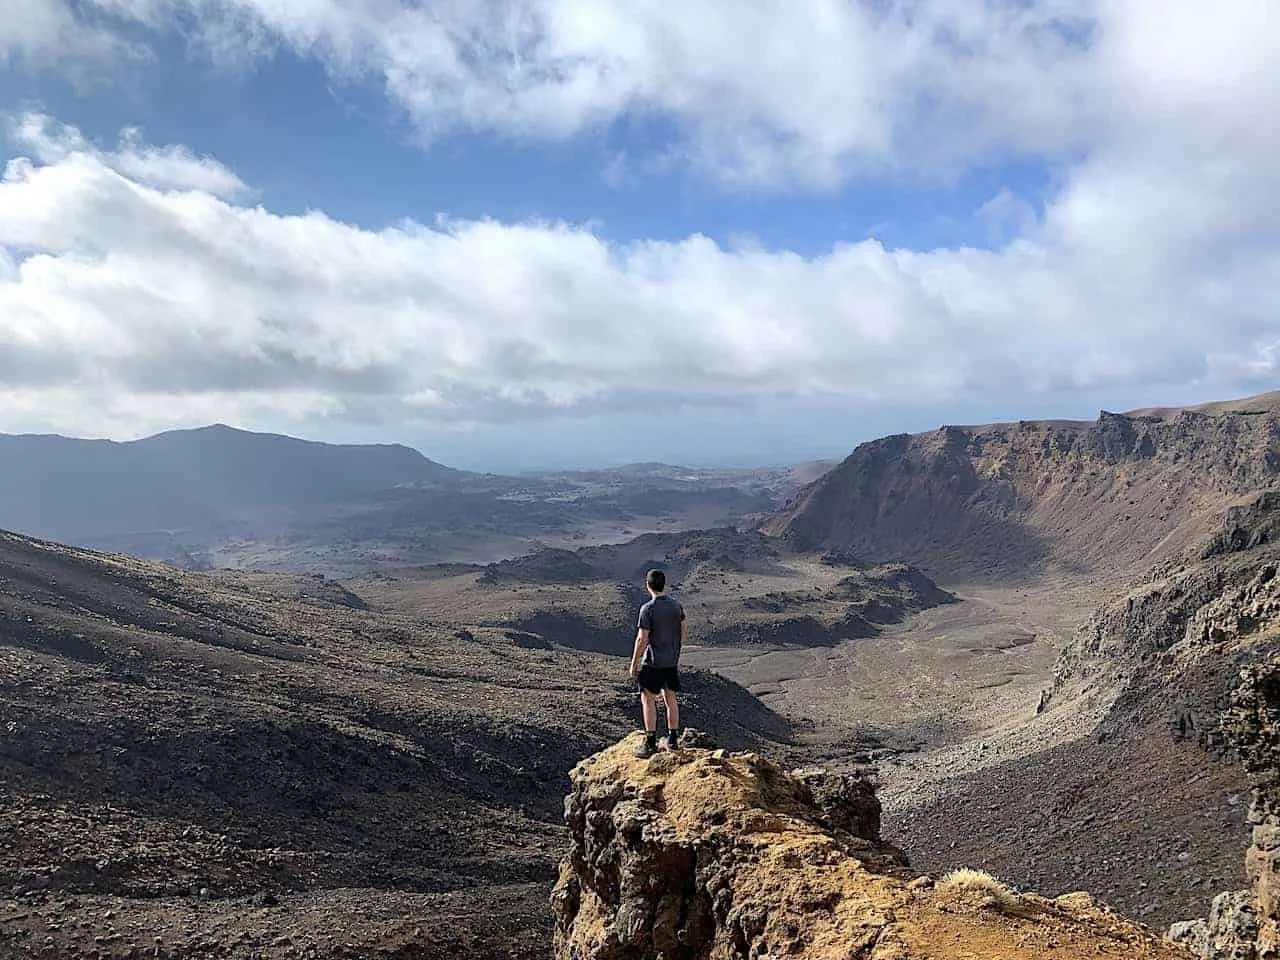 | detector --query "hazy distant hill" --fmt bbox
[0,425,822,574]
[0,424,460,544]
[529,459,837,490]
